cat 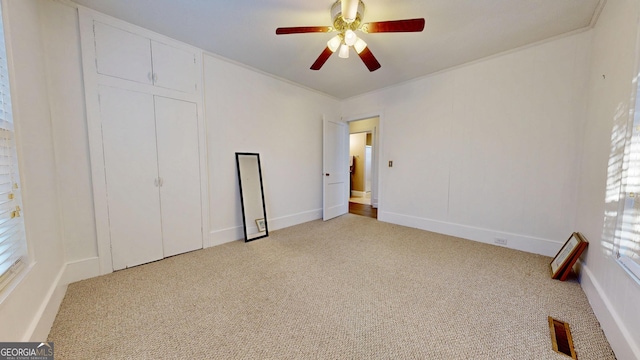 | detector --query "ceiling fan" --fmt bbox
[275,0,425,72]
